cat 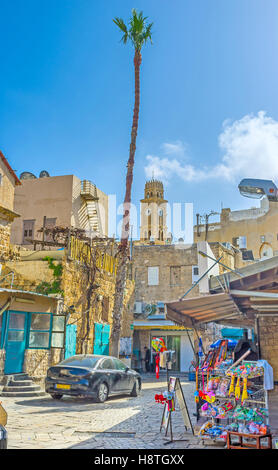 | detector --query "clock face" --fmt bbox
[158,209,163,216]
